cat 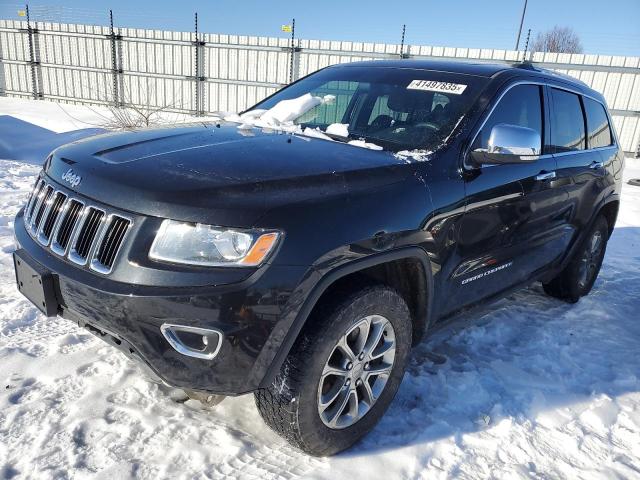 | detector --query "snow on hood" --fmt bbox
[228,93,334,133]
[219,94,437,161]
[260,93,325,124]
[220,94,386,152]
[394,149,433,163]
[347,139,383,151]
[302,127,333,141]
[325,123,349,138]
